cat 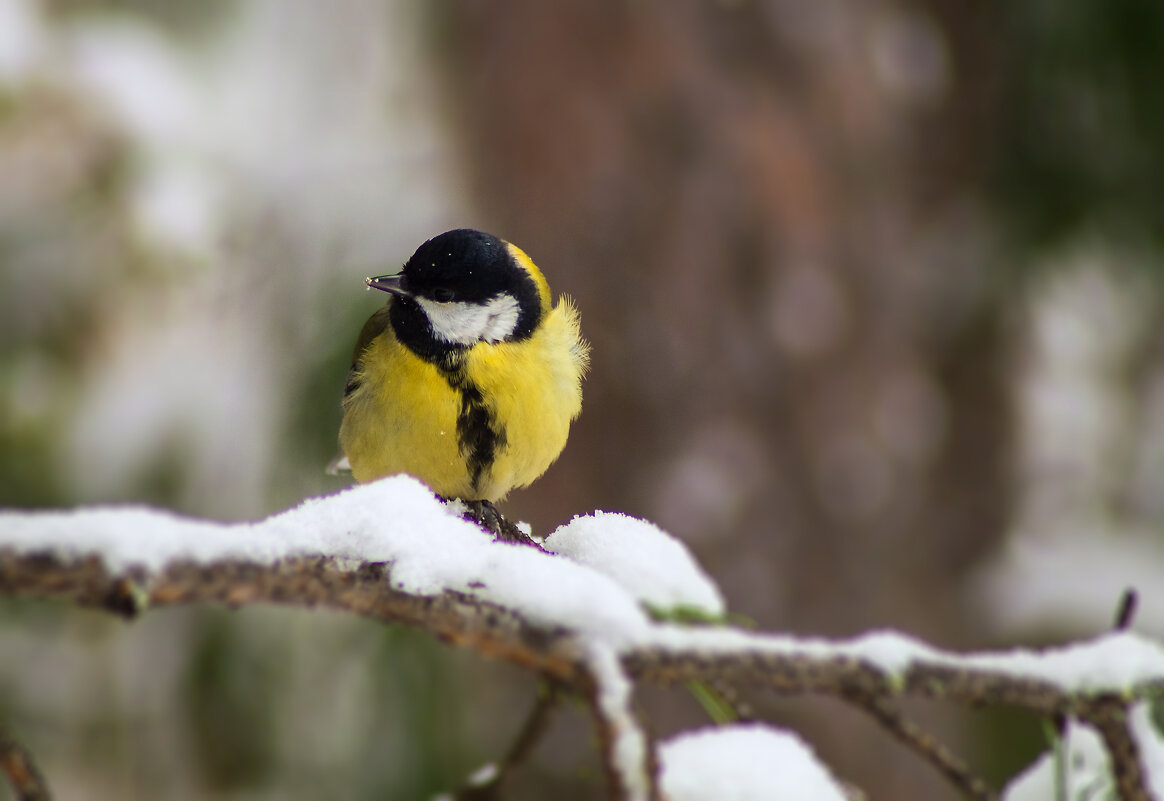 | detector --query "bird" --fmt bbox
[332,228,589,514]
